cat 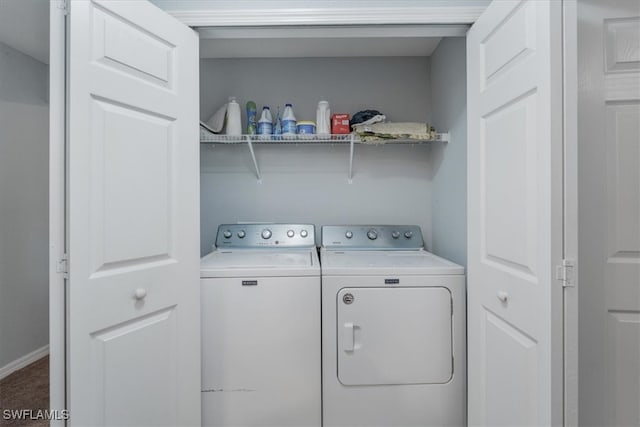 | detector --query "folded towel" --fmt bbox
[353,122,438,143]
